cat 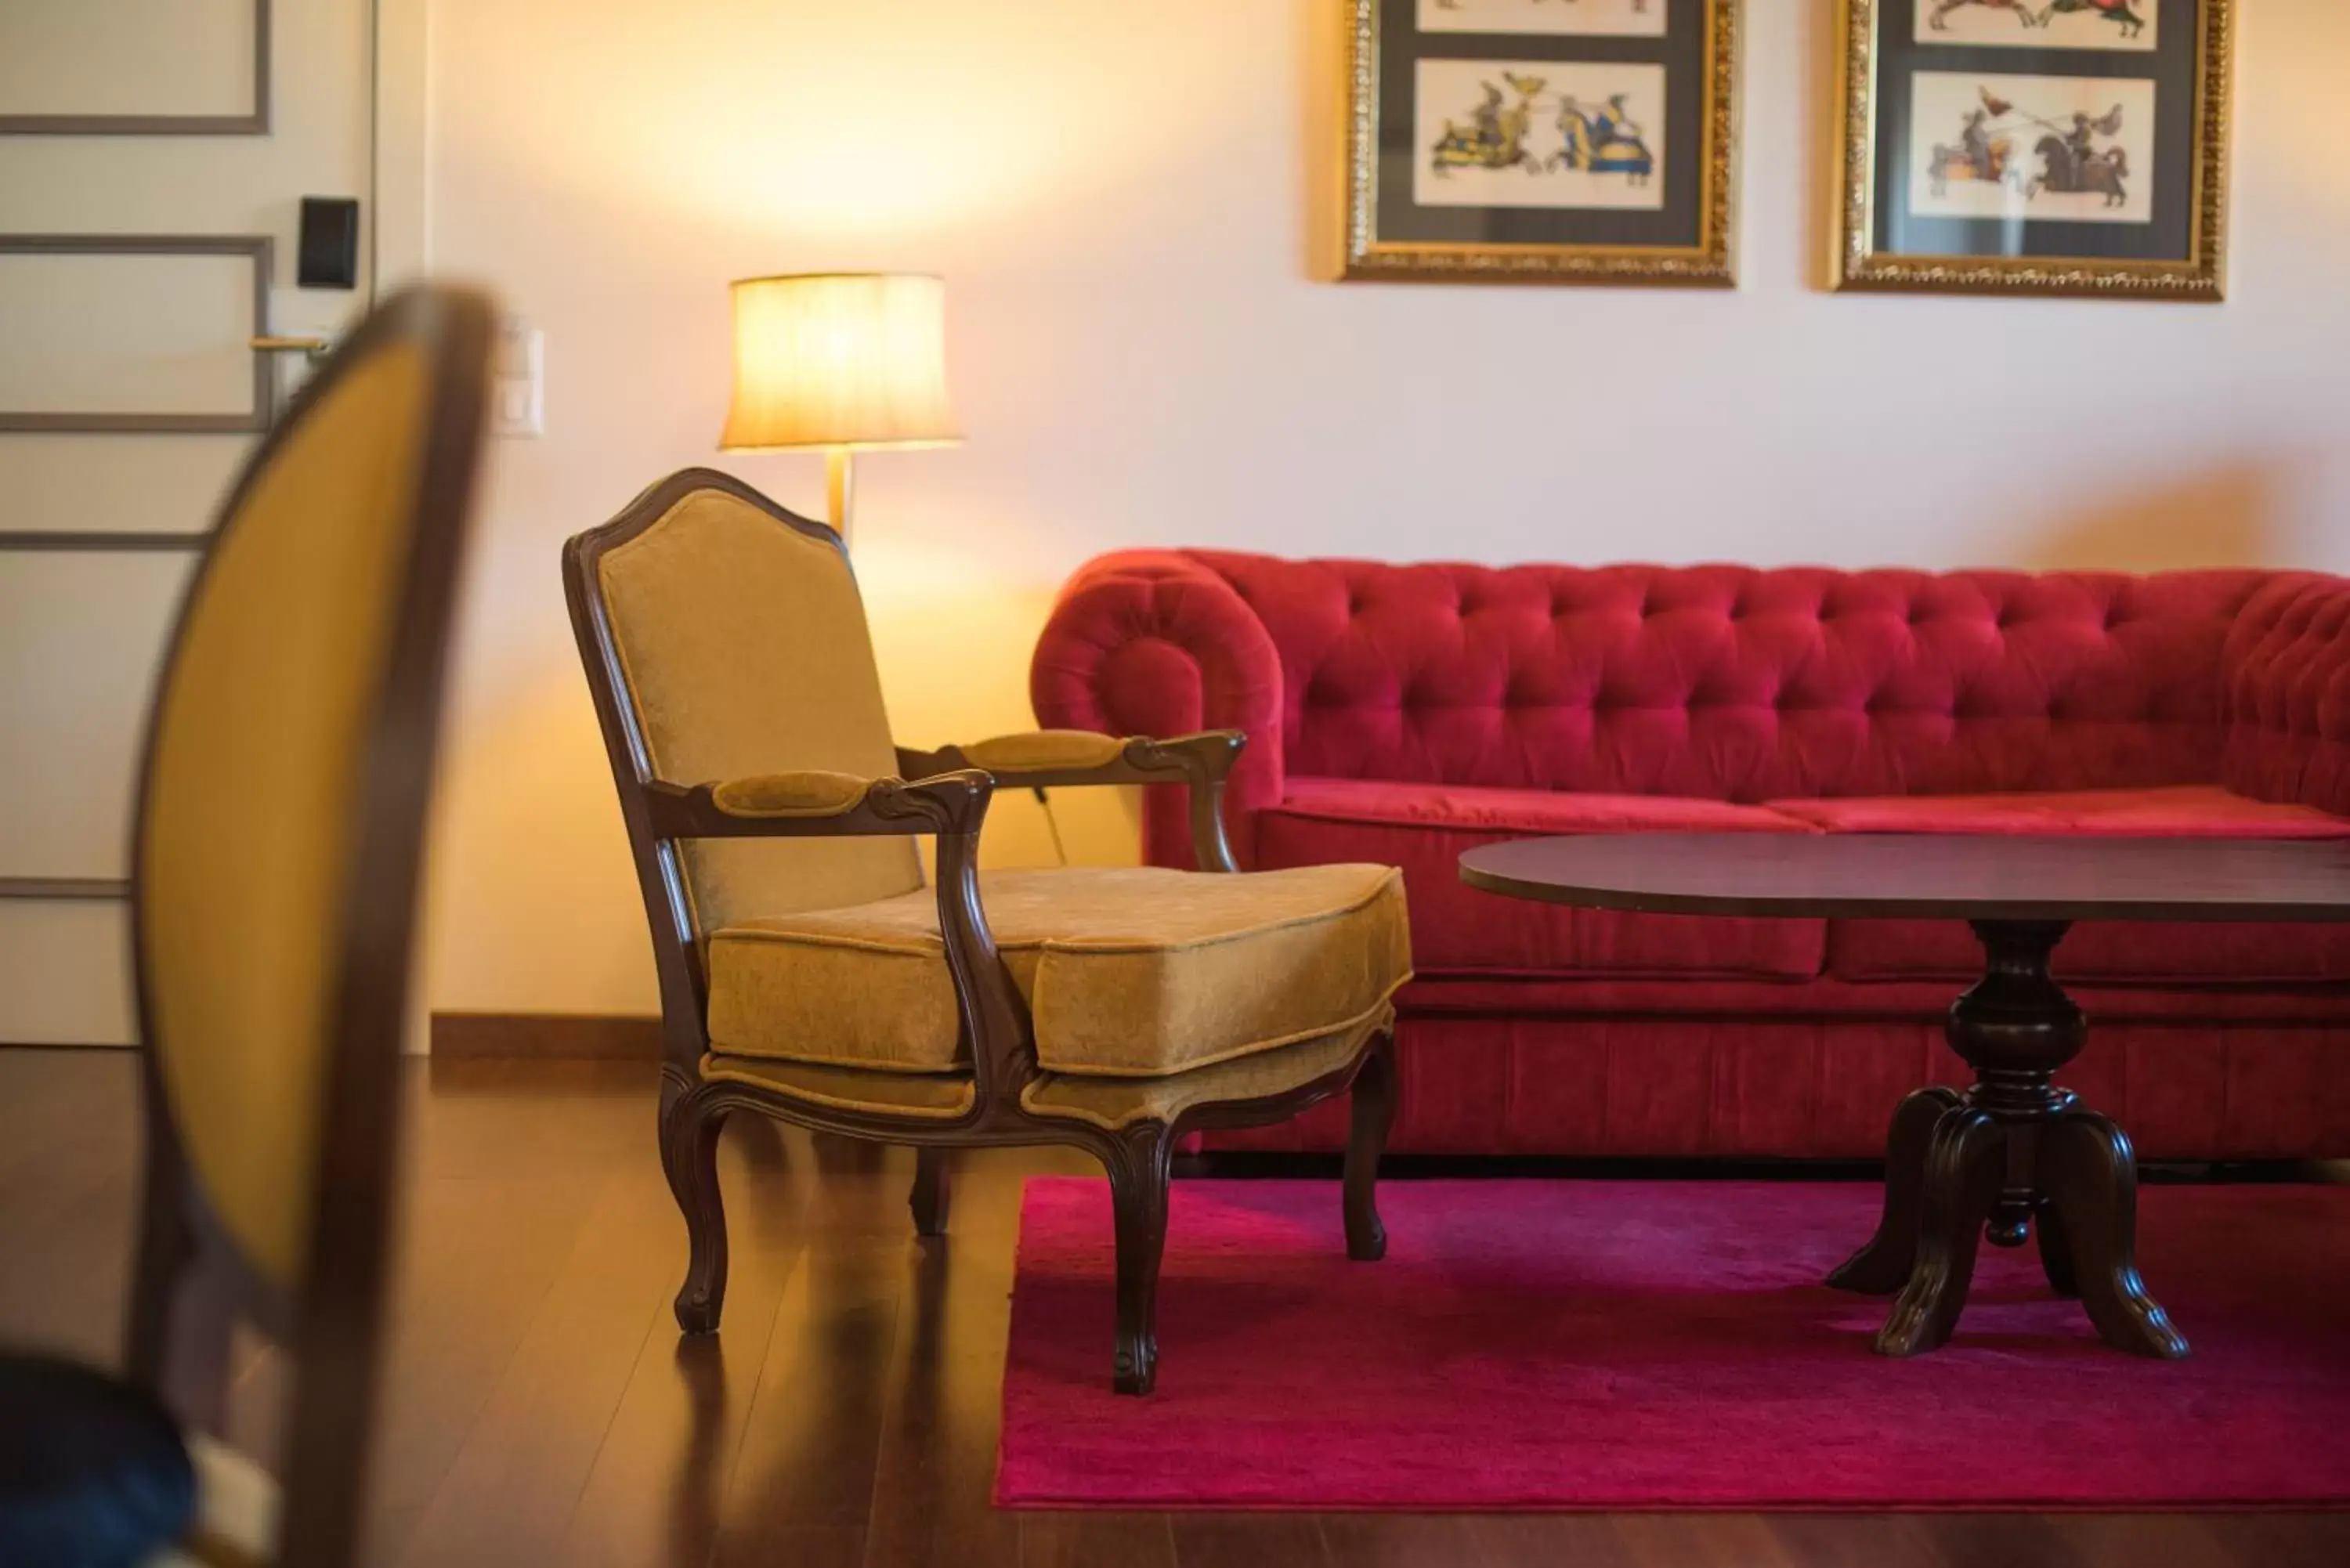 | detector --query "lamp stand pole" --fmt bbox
[825,446,856,548]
